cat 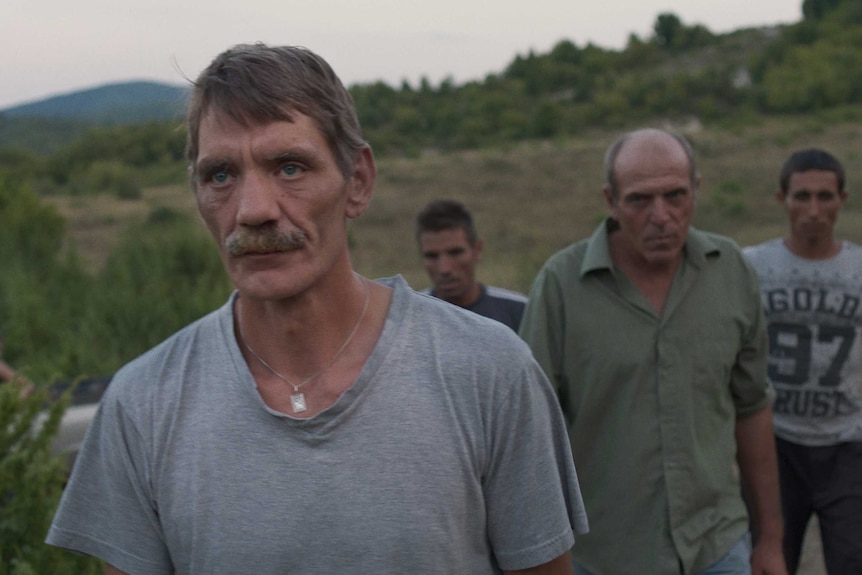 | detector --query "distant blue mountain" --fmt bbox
[2,81,189,123]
